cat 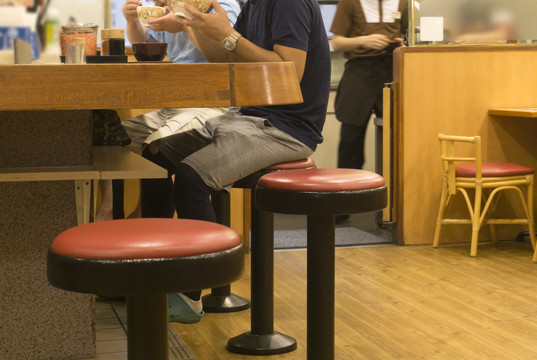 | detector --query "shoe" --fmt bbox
[168,293,204,324]
[335,214,350,224]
